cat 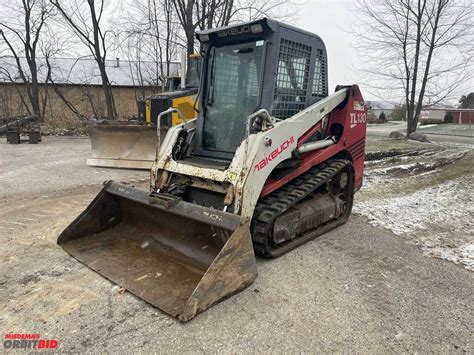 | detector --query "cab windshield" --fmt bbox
[203,40,264,152]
